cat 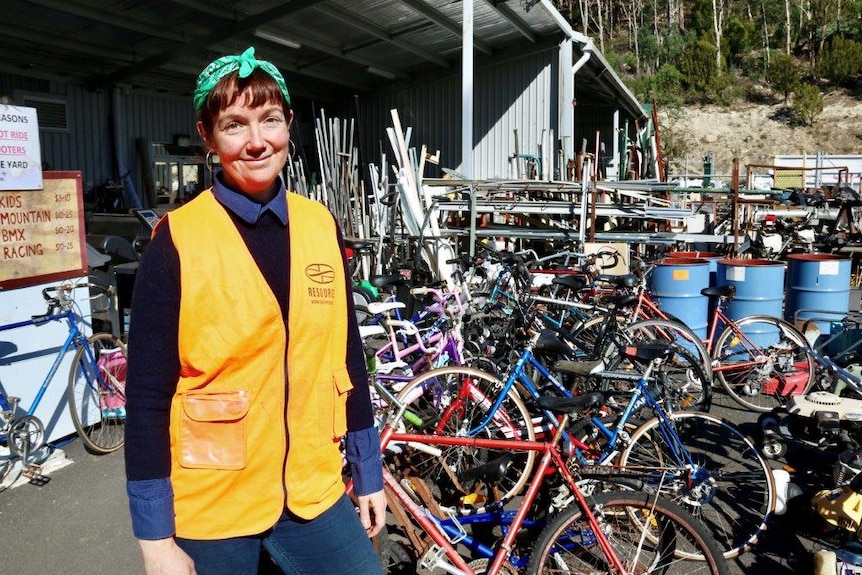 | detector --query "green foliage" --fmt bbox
[631,63,685,107]
[724,15,755,69]
[766,53,801,104]
[689,0,714,39]
[818,36,862,83]
[793,83,824,125]
[678,38,717,96]
[712,71,743,106]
